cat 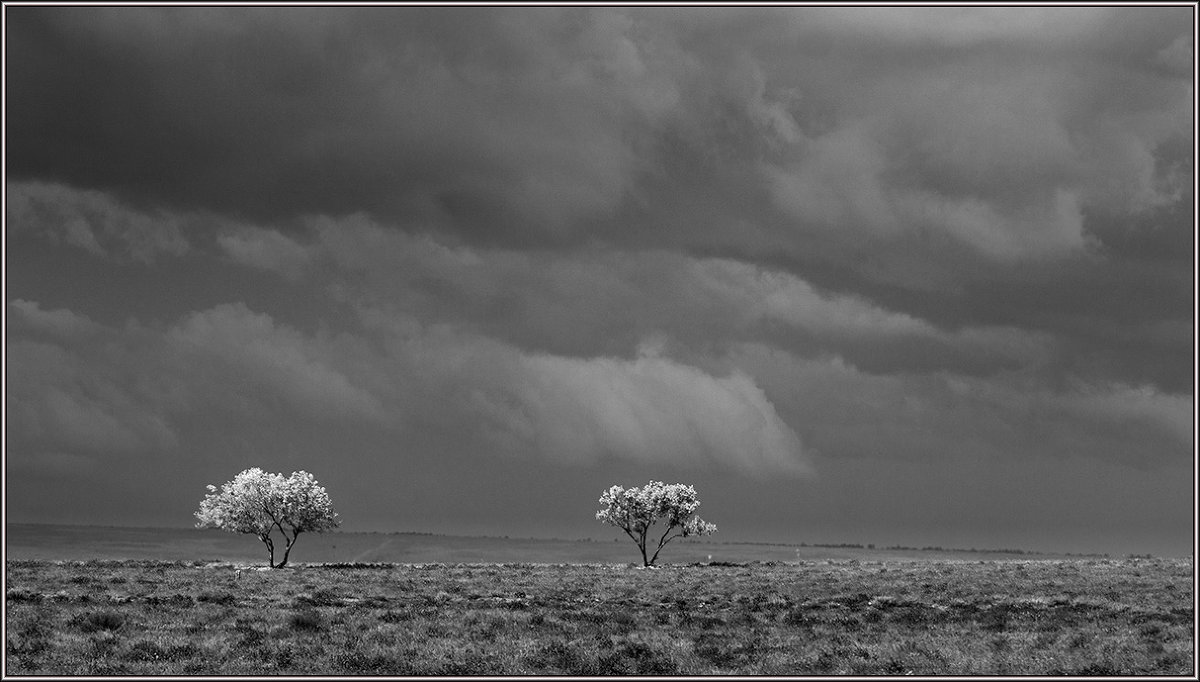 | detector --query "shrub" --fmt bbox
[7,622,52,660]
[379,609,413,623]
[145,594,194,607]
[165,643,200,661]
[785,608,817,627]
[525,639,581,672]
[70,610,125,633]
[618,640,677,674]
[6,589,42,603]
[1075,662,1122,675]
[334,651,409,675]
[289,609,324,631]
[295,587,340,607]
[436,651,491,676]
[196,591,236,605]
[124,640,168,662]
